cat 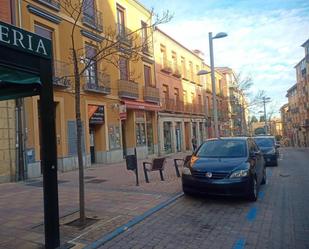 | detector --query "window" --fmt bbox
[144,65,152,86]
[163,85,169,100]
[174,88,179,103]
[183,90,187,103]
[206,96,210,112]
[172,51,177,70]
[34,24,53,40]
[83,0,95,19]
[117,4,125,37]
[181,57,186,76]
[136,111,146,146]
[198,95,202,106]
[160,44,166,66]
[141,21,148,50]
[191,92,195,104]
[189,61,193,80]
[119,57,129,80]
[85,45,97,85]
